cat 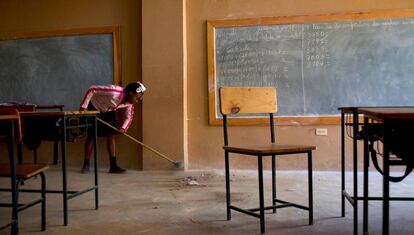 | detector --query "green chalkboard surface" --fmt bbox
[208,10,414,125]
[0,27,121,110]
